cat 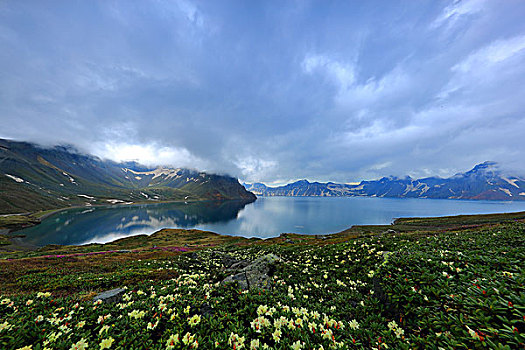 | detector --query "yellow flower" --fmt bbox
[99,337,114,349]
[147,320,159,330]
[257,304,268,315]
[99,325,110,335]
[16,346,32,350]
[166,334,180,349]
[128,309,146,319]
[387,320,398,331]
[272,329,282,343]
[228,333,245,349]
[182,332,195,345]
[188,314,201,327]
[0,321,11,331]
[349,319,359,330]
[291,341,303,350]
[70,338,88,350]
